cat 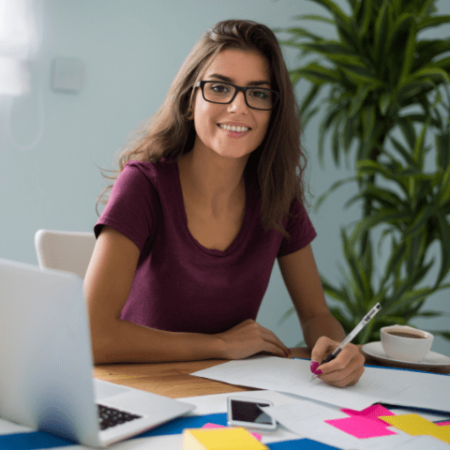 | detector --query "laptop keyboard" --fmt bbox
[97,404,142,431]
